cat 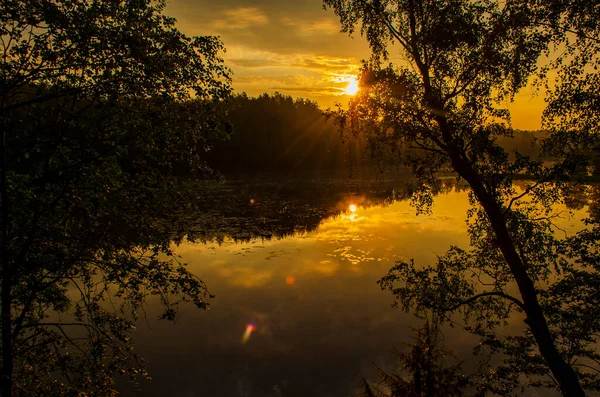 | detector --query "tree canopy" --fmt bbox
[323,0,600,395]
[0,0,231,395]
